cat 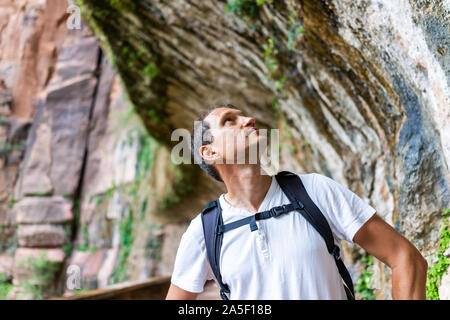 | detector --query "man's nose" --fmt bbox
[242,116,256,128]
